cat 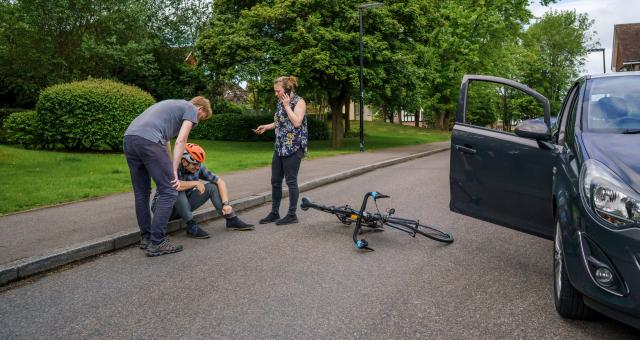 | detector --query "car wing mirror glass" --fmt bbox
[515,118,552,141]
